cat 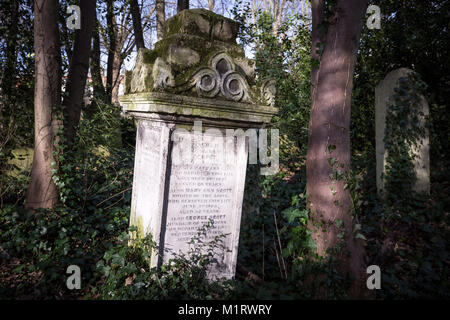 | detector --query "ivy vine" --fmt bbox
[383,71,429,212]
